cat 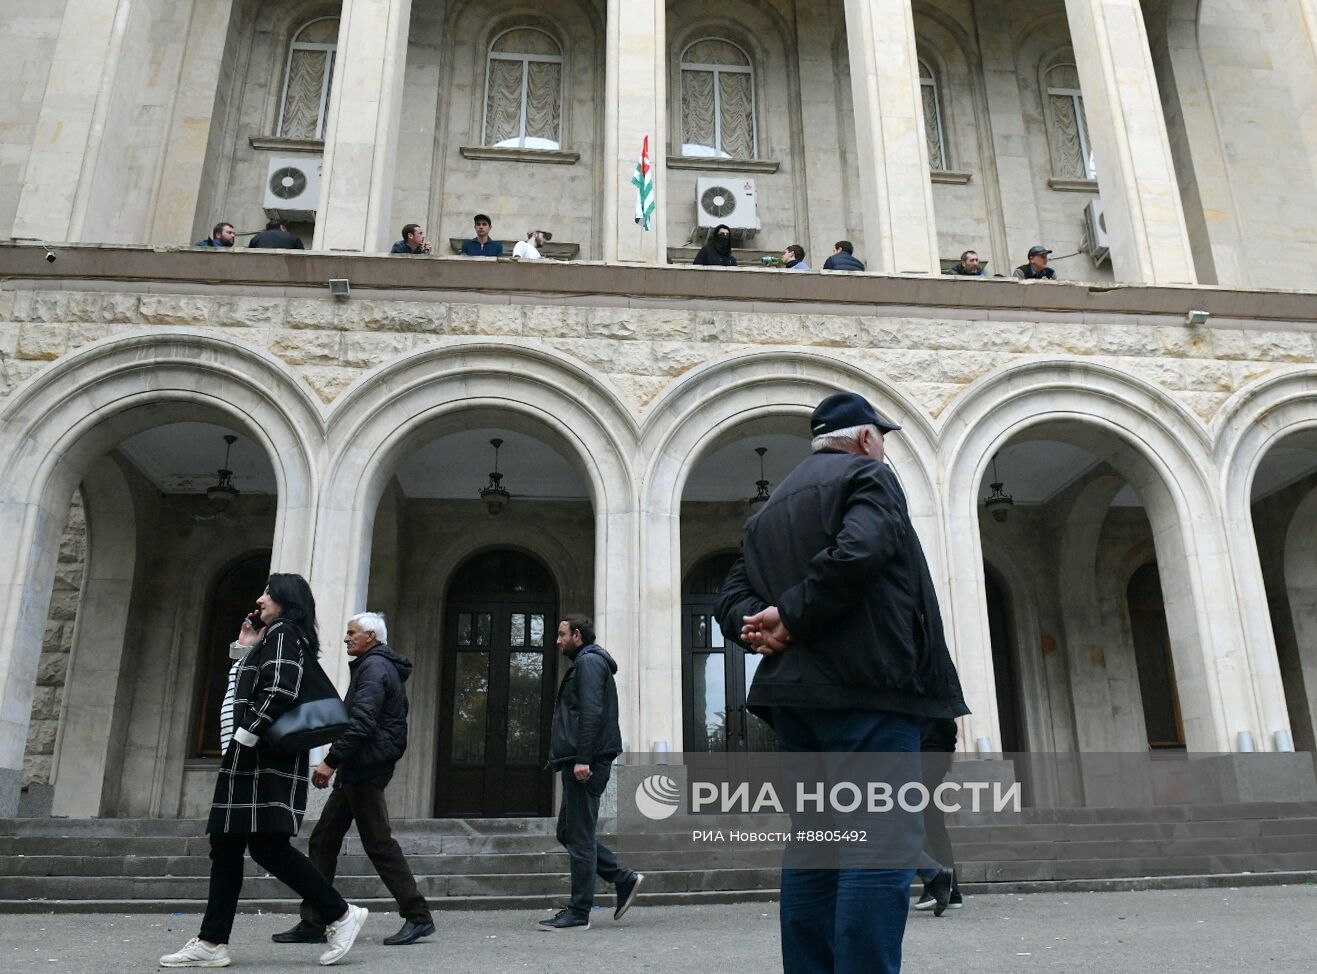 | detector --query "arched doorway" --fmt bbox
[435,549,557,817]
[1126,562,1185,749]
[191,552,272,757]
[681,552,775,752]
